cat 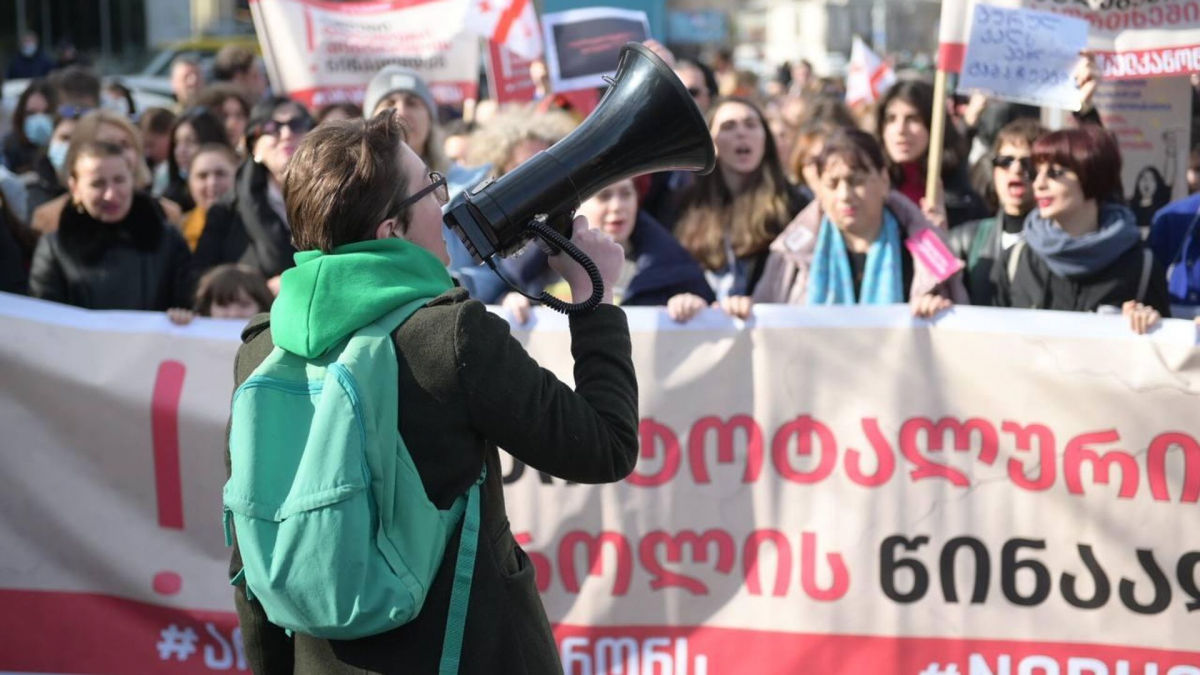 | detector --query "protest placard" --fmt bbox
[939,0,1200,81]
[248,0,479,109]
[1094,77,1194,229]
[957,4,1090,110]
[540,6,650,93]
[486,40,537,105]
